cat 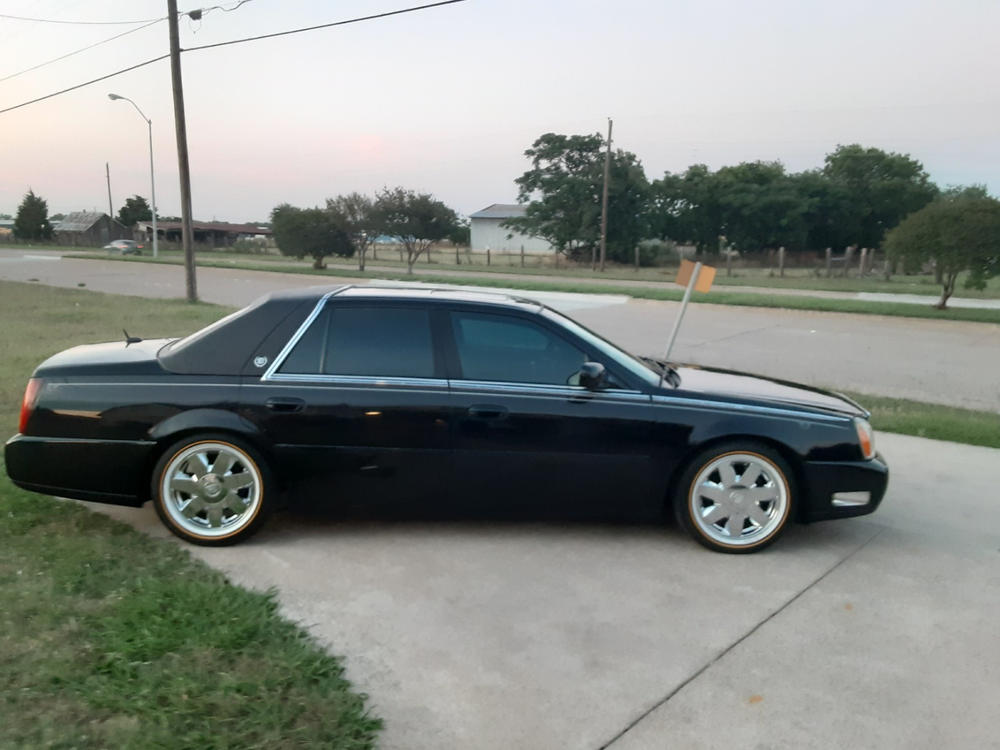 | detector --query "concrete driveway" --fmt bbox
[87,432,1000,749]
[1,250,998,411]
